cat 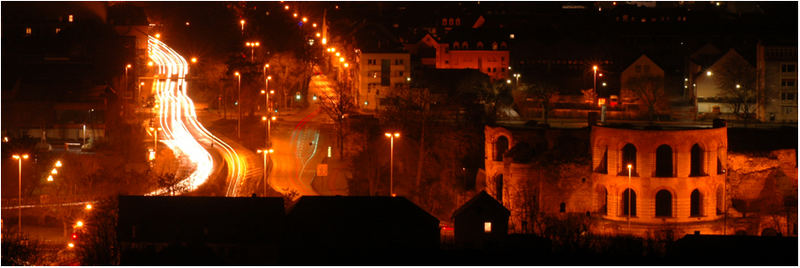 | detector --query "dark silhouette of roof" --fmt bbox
[117,195,285,244]
[452,190,509,219]
[285,196,439,252]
